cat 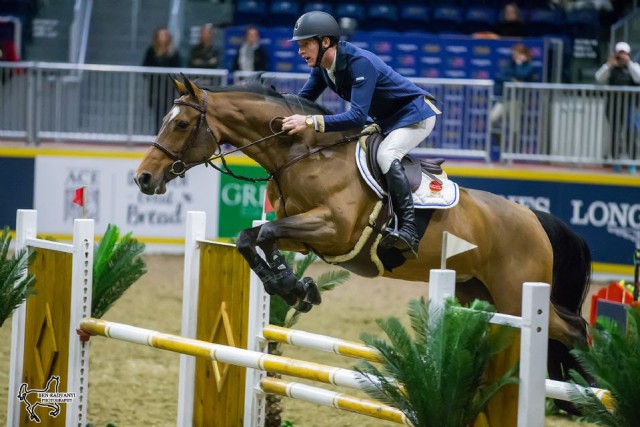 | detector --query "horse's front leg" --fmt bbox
[236,223,321,312]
